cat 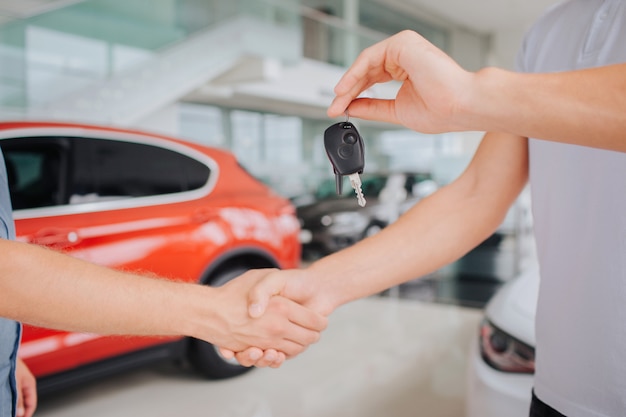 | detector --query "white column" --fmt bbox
[344,0,360,64]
